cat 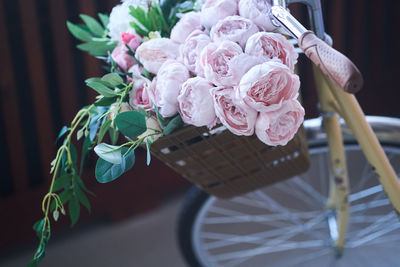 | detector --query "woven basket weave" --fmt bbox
[150,125,310,198]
